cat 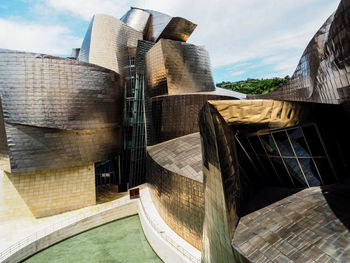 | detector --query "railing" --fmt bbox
[139,198,200,263]
[0,190,201,263]
[0,196,130,263]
